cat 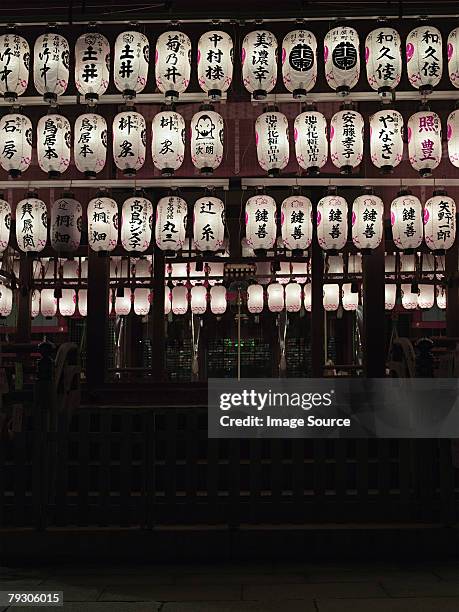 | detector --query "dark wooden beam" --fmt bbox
[86,251,109,387]
[362,240,386,377]
[15,253,32,343]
